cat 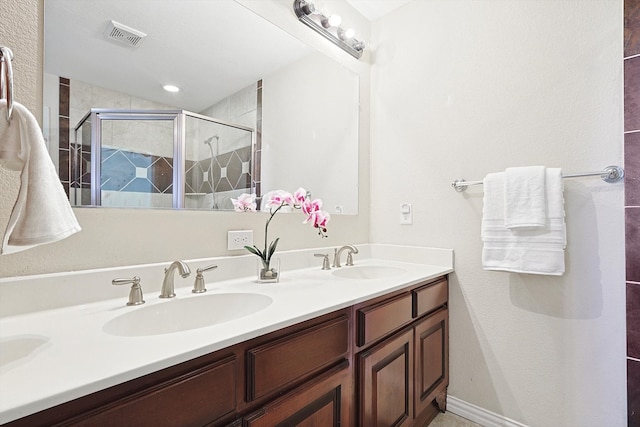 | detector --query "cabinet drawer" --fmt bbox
[356,293,412,347]
[412,278,447,318]
[72,355,237,427]
[246,315,349,402]
[244,360,351,427]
